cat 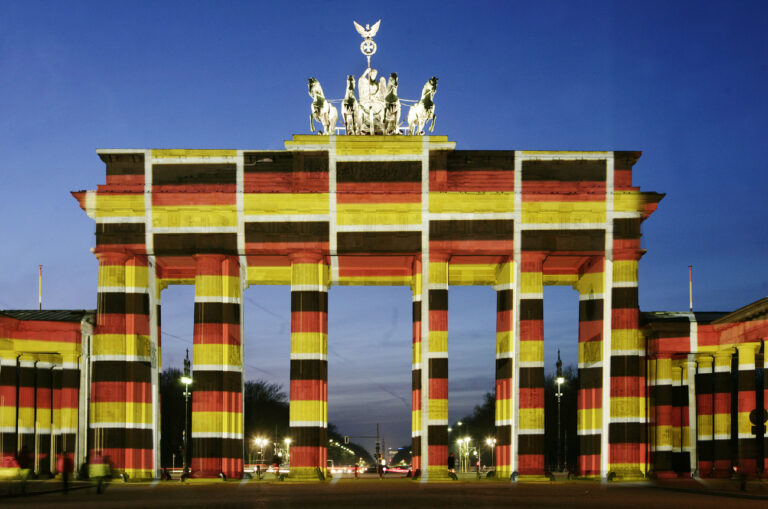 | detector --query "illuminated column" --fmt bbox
[191,254,244,478]
[52,355,80,474]
[695,355,714,476]
[0,356,18,463]
[671,363,690,475]
[653,355,674,477]
[424,253,449,479]
[34,361,53,476]
[712,350,733,477]
[736,343,759,475]
[91,251,154,478]
[575,257,604,477]
[494,258,514,479]
[763,343,768,474]
[411,257,422,474]
[17,357,35,463]
[609,249,646,478]
[517,253,544,476]
[289,253,328,479]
